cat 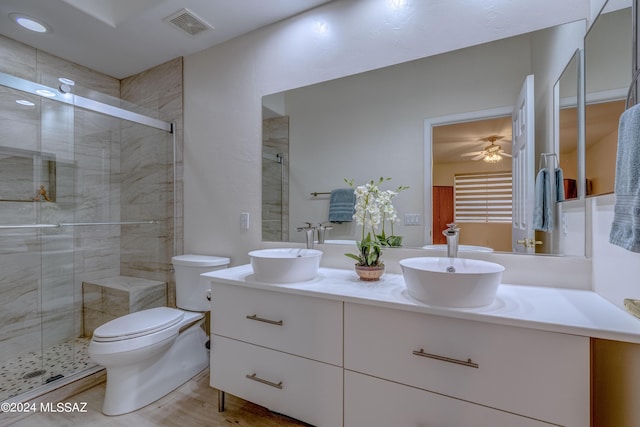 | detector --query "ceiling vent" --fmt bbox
[163,8,213,37]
